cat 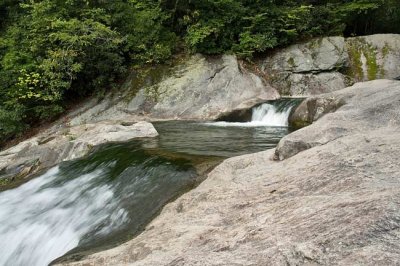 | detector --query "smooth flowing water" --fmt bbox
[0,99,300,266]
